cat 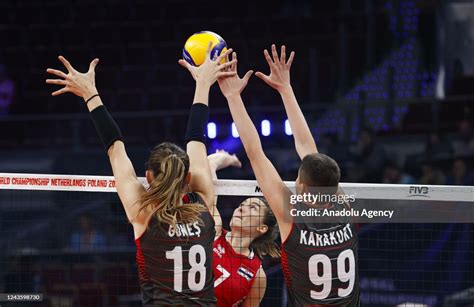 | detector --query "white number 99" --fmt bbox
[308,249,355,300]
